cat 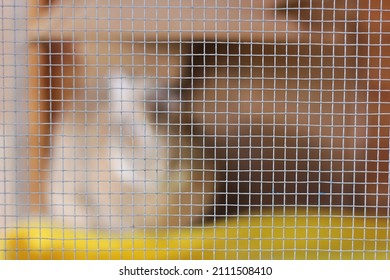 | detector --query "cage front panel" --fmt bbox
[1,0,390,260]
